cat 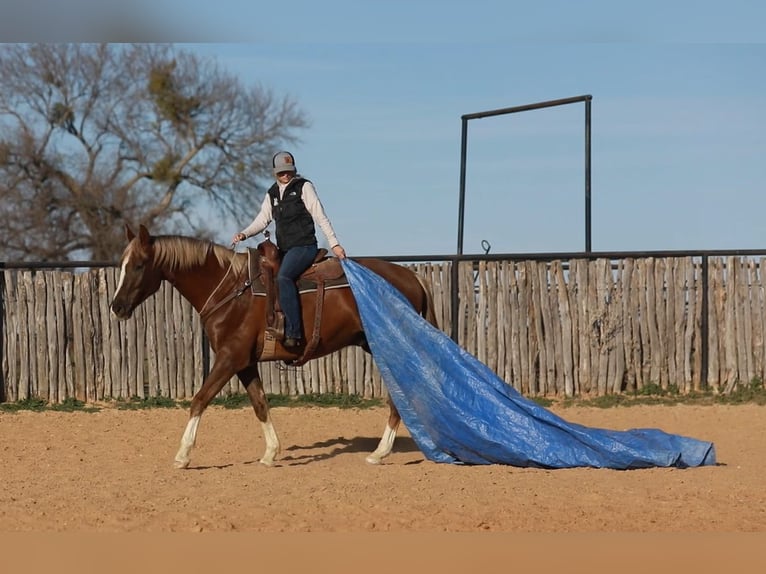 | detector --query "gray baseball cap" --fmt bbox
[272,151,297,175]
